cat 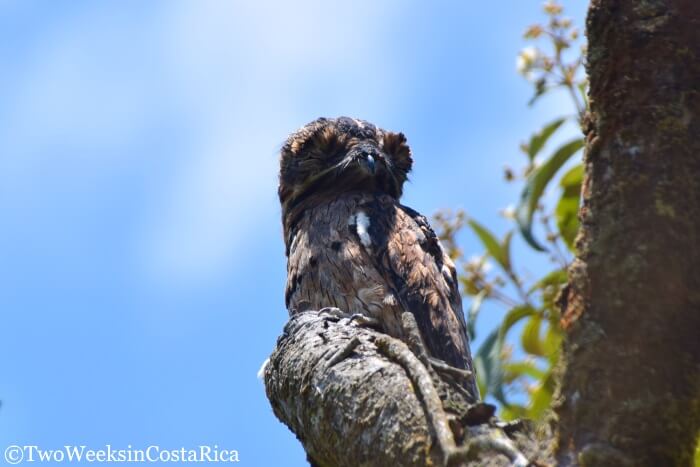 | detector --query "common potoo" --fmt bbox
[279,117,479,402]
